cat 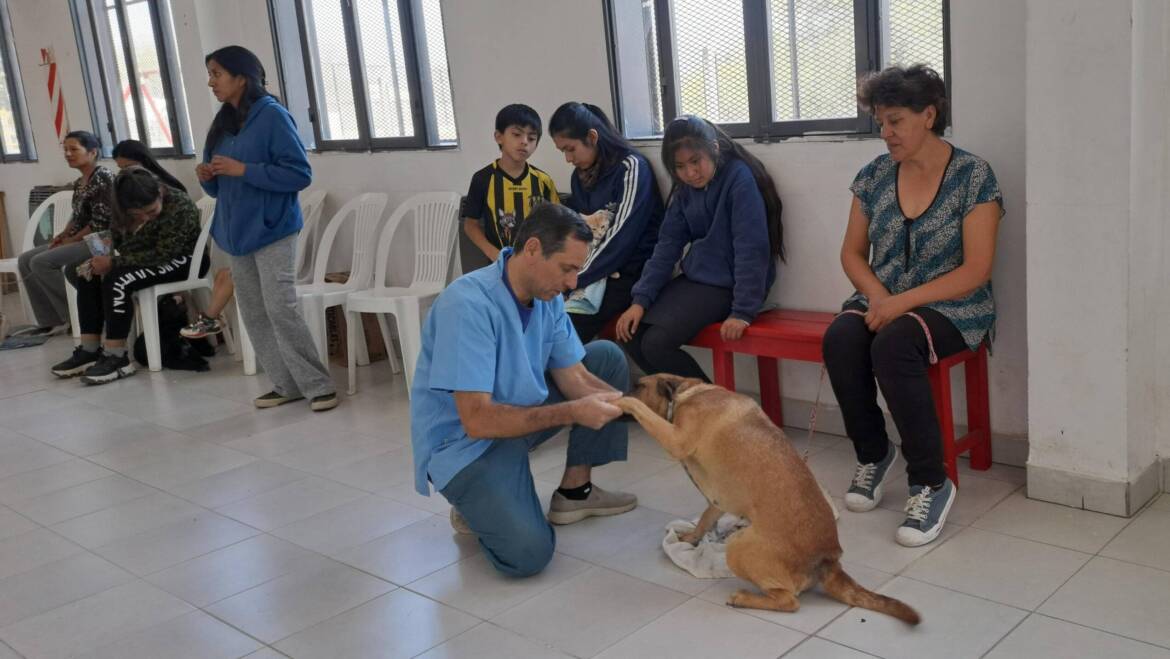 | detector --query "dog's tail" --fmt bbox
[820,560,920,625]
